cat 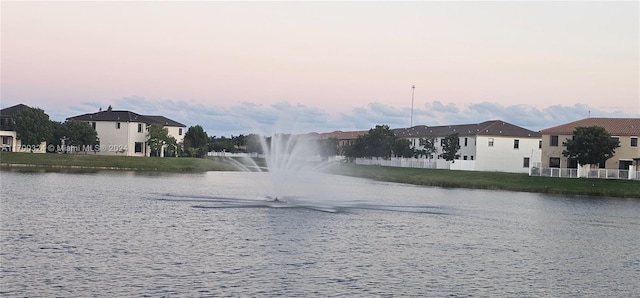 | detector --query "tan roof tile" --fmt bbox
[540,118,640,136]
